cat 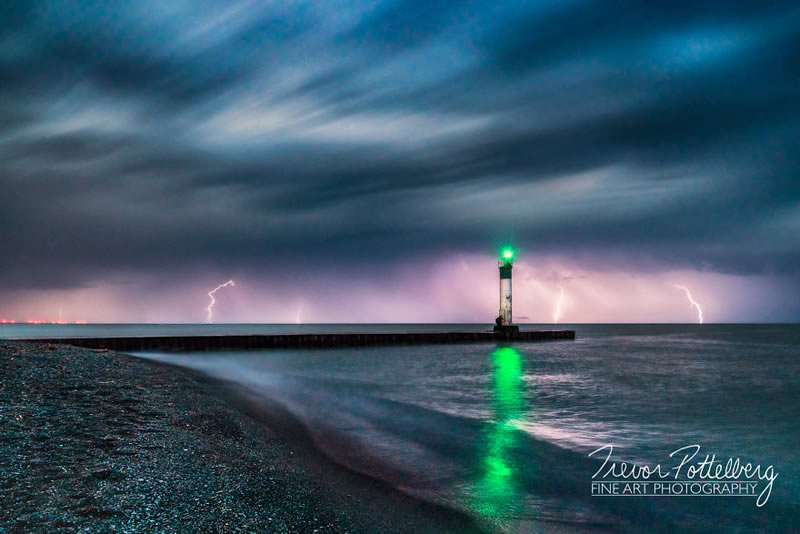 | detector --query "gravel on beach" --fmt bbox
[0,341,484,533]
